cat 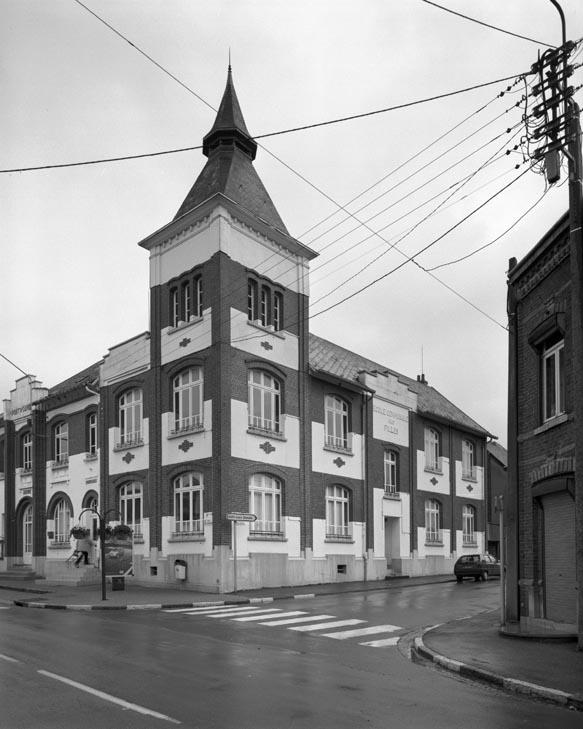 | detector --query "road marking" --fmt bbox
[260,613,335,626]
[320,624,401,639]
[0,653,20,663]
[208,608,275,618]
[289,619,366,632]
[359,636,401,647]
[178,606,263,616]
[164,605,235,613]
[230,610,284,621]
[37,670,181,724]
[241,611,309,623]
